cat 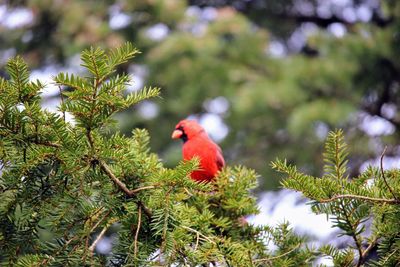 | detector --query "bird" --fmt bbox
[172,119,225,182]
